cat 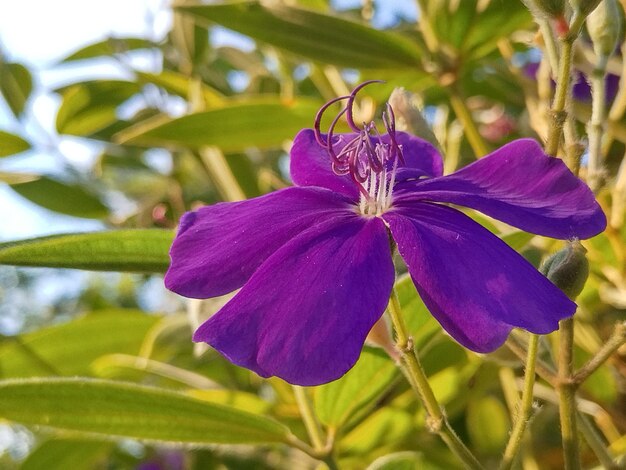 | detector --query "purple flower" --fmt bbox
[165,82,606,386]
